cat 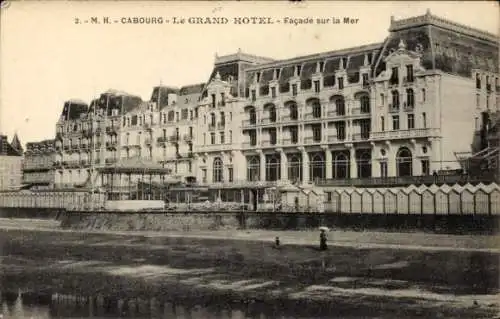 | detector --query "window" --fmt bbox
[290,126,298,143]
[203,133,206,145]
[335,98,345,115]
[251,90,256,102]
[269,128,277,145]
[406,65,414,82]
[314,80,320,93]
[392,115,400,130]
[406,88,414,108]
[220,112,225,126]
[221,92,226,106]
[269,106,277,122]
[210,132,215,145]
[381,116,385,131]
[249,130,257,146]
[407,114,415,129]
[338,77,344,90]
[290,103,298,120]
[292,84,298,96]
[476,74,481,89]
[421,89,426,103]
[249,108,257,124]
[476,94,480,108]
[390,67,399,85]
[360,120,371,139]
[211,94,216,108]
[220,132,225,144]
[312,124,322,142]
[189,110,193,120]
[271,87,276,98]
[421,159,430,175]
[380,93,385,106]
[422,112,427,128]
[228,167,233,182]
[213,157,223,183]
[312,101,321,118]
[362,73,369,87]
[202,169,207,183]
[175,112,179,122]
[360,95,370,113]
[391,90,400,109]
[380,161,388,177]
[210,113,216,126]
[181,109,188,120]
[229,130,232,143]
[337,122,346,140]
